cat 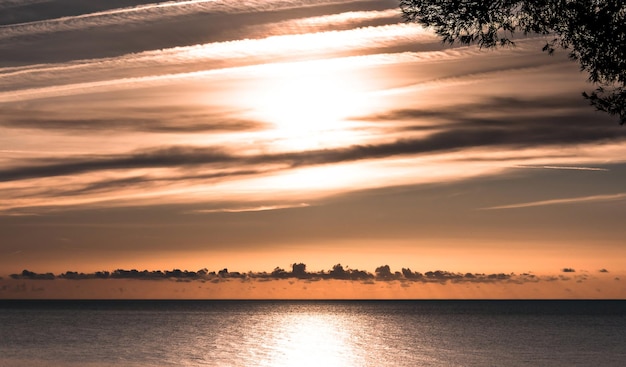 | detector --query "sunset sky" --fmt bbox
[1,0,625,299]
